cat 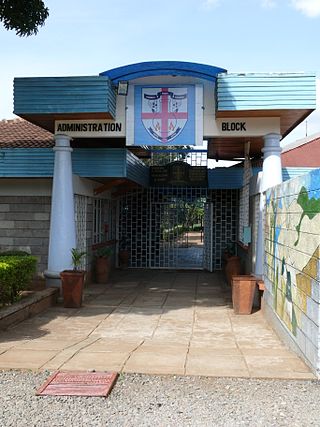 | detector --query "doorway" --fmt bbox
[117,187,238,270]
[118,187,208,269]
